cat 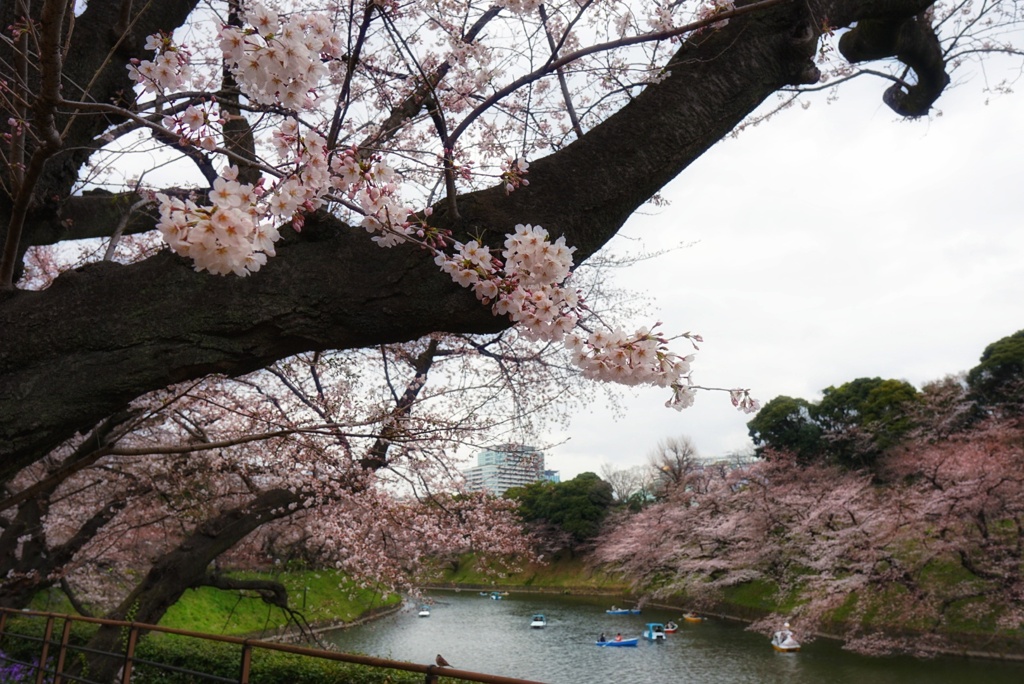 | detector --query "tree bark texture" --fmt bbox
[0,0,945,481]
[67,487,301,682]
